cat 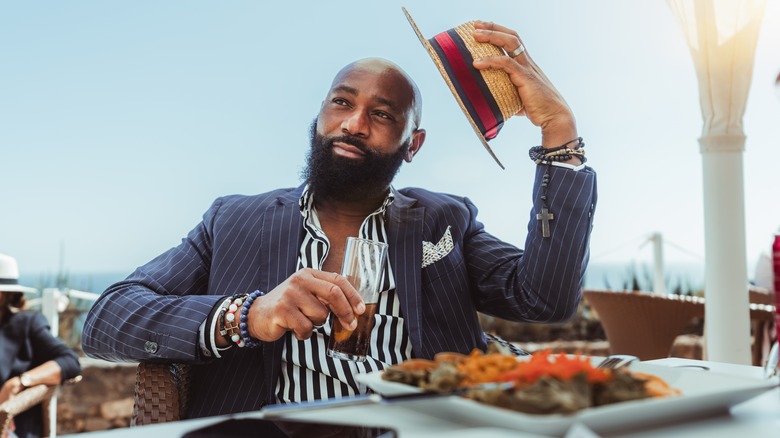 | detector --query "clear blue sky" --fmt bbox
[2,1,779,279]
